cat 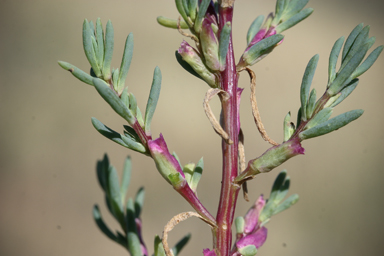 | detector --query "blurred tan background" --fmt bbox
[1,0,384,255]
